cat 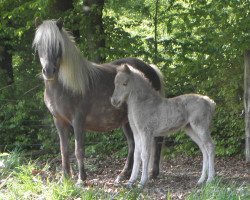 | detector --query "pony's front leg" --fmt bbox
[72,120,87,186]
[115,122,134,183]
[54,118,71,179]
